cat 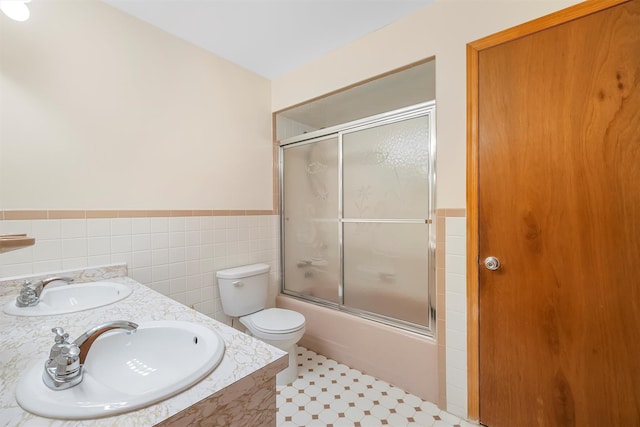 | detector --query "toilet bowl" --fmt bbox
[216,264,306,385]
[240,308,305,385]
